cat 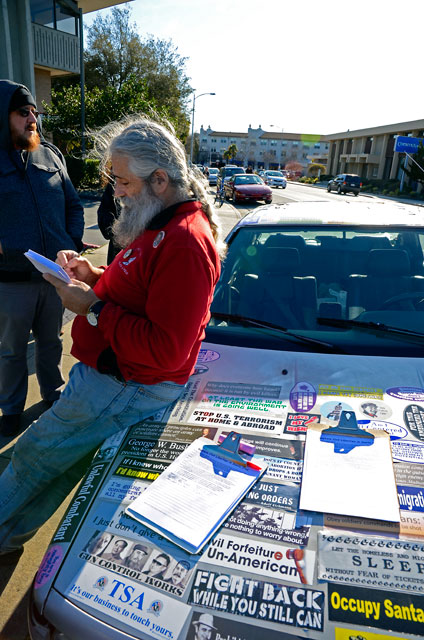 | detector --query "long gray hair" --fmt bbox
[94,115,226,258]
